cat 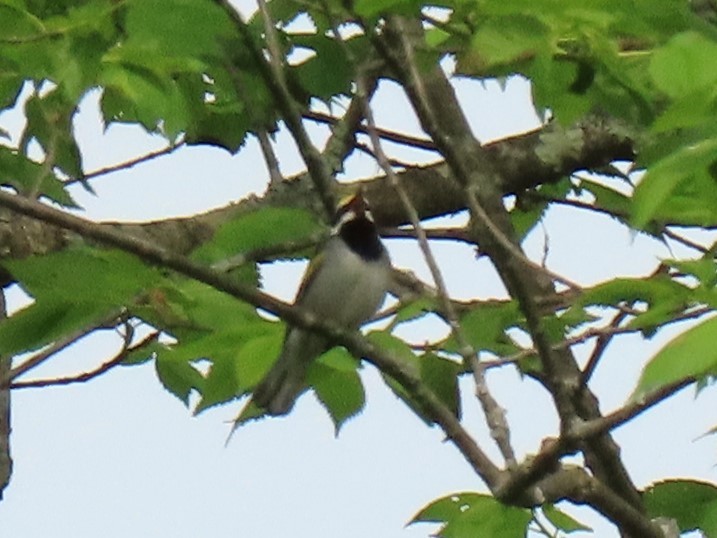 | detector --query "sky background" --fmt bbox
[1,2,717,537]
